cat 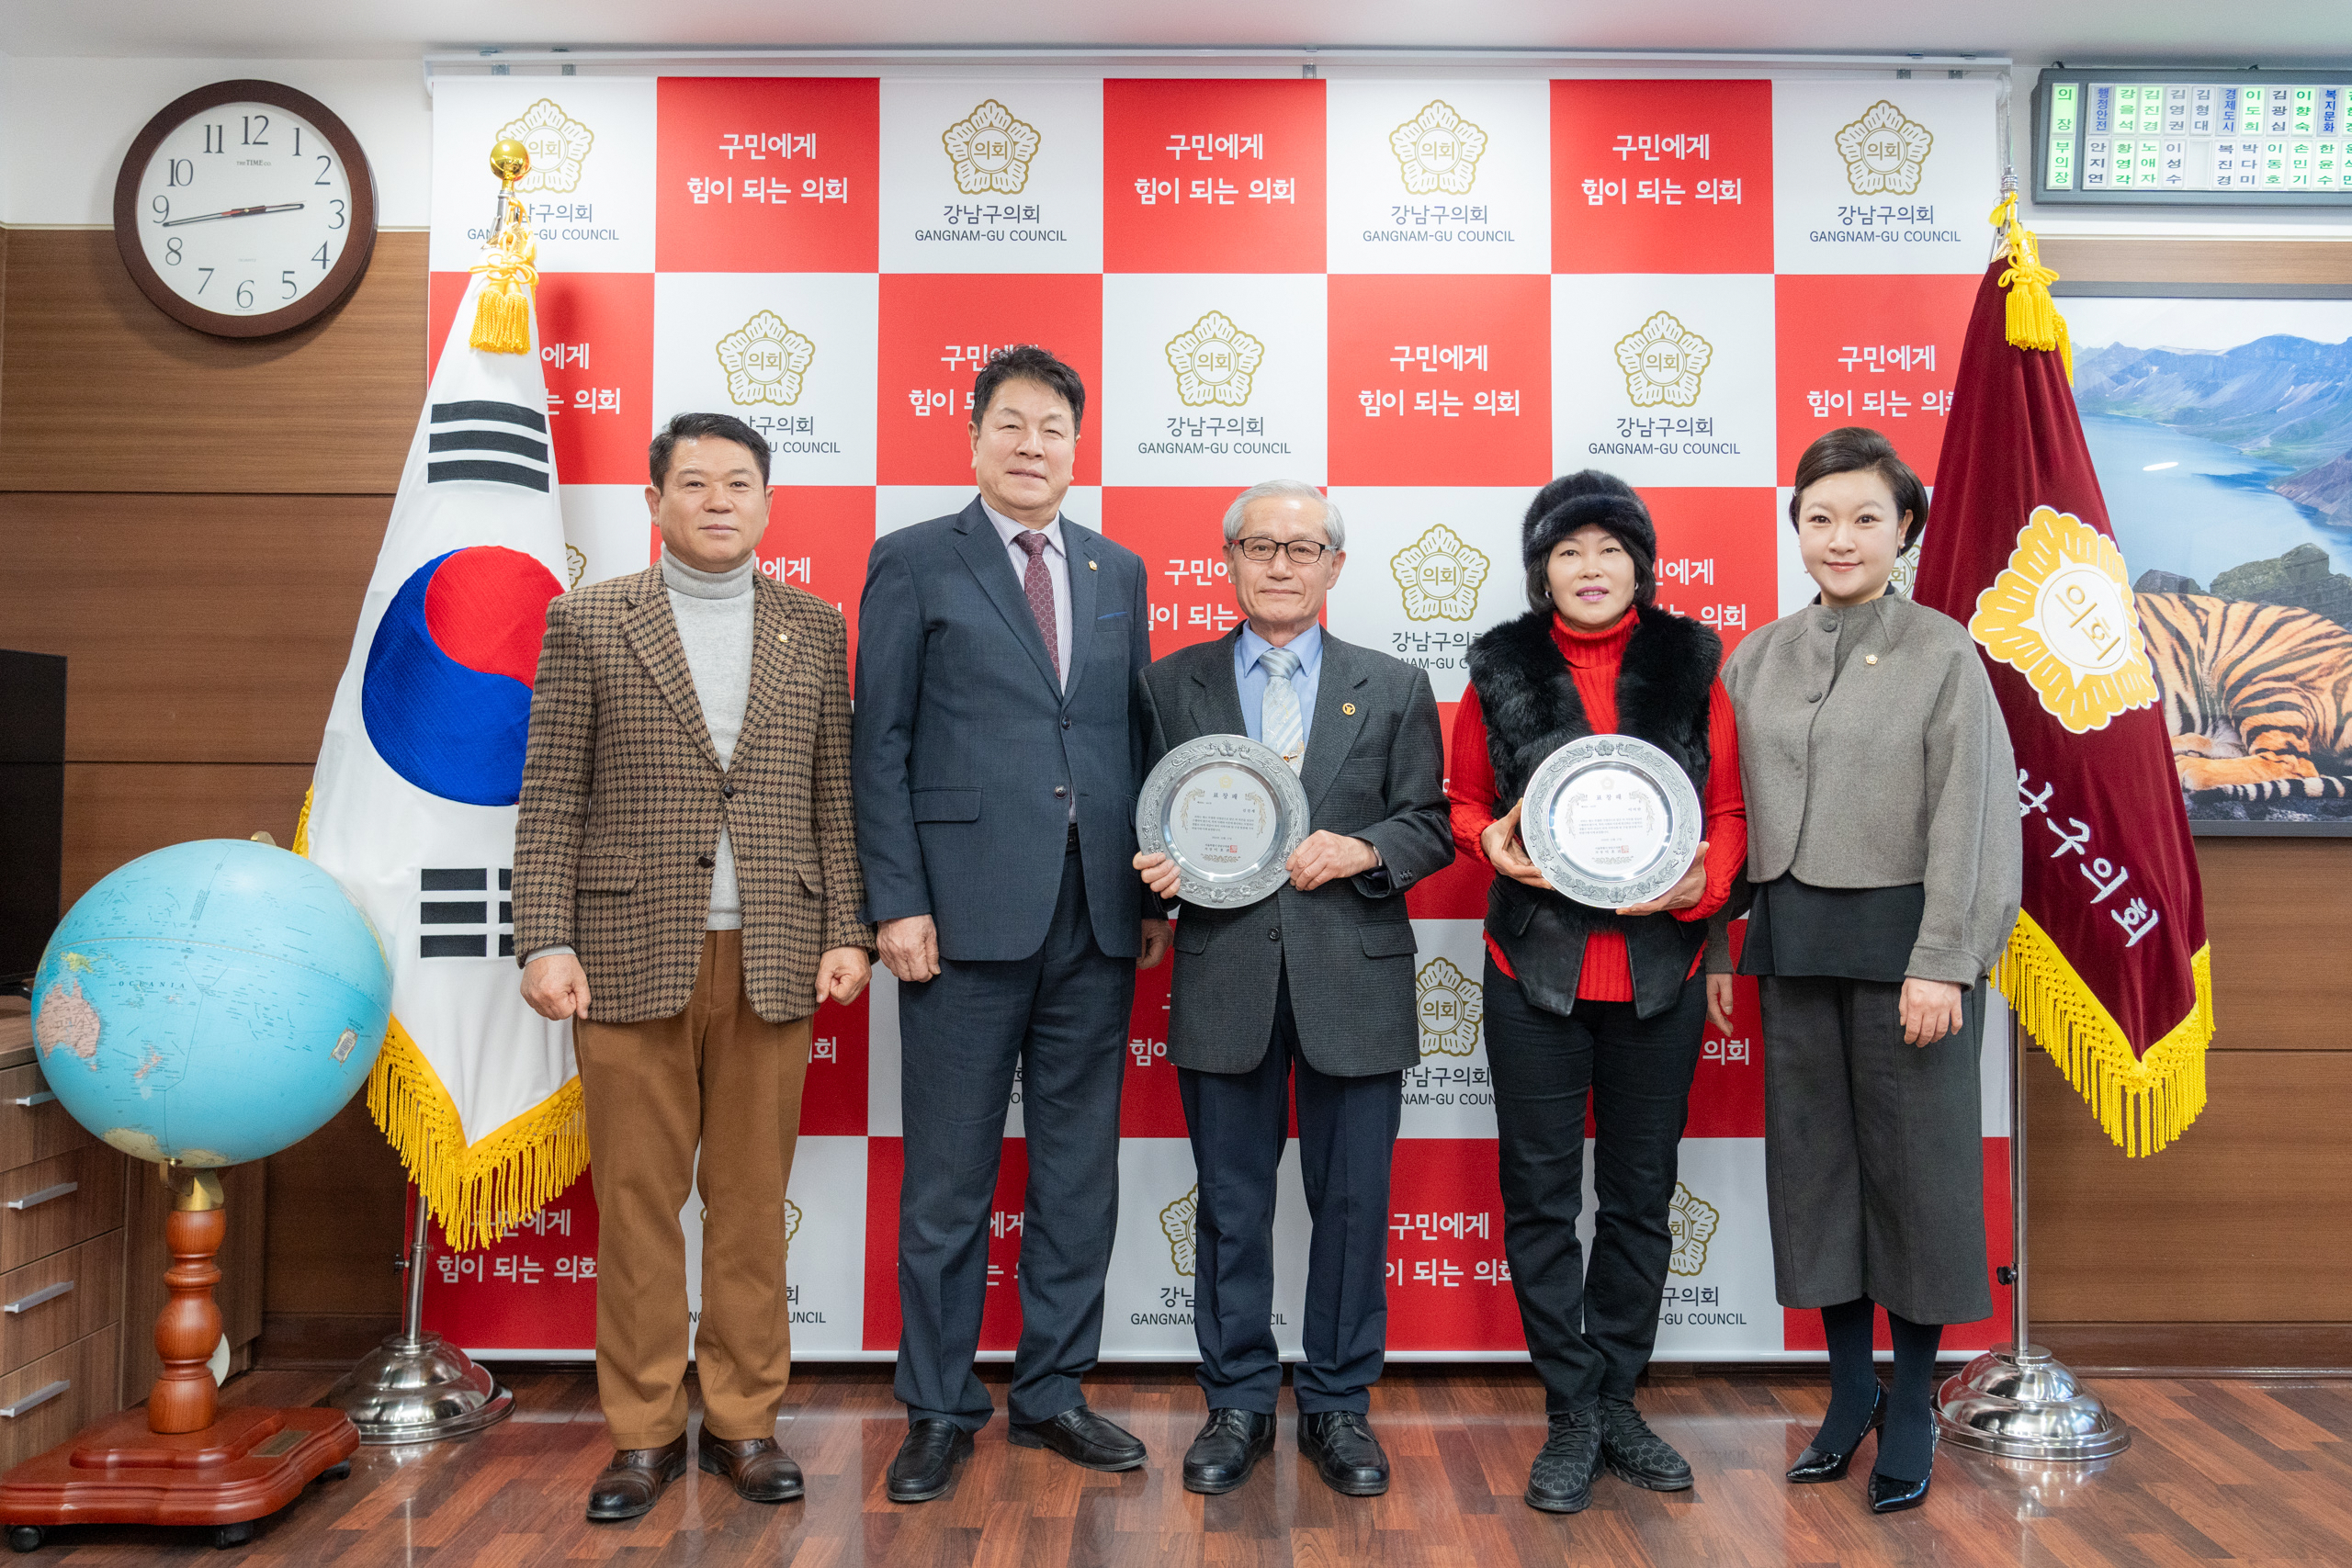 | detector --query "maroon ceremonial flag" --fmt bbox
[1912,217,2214,1156]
